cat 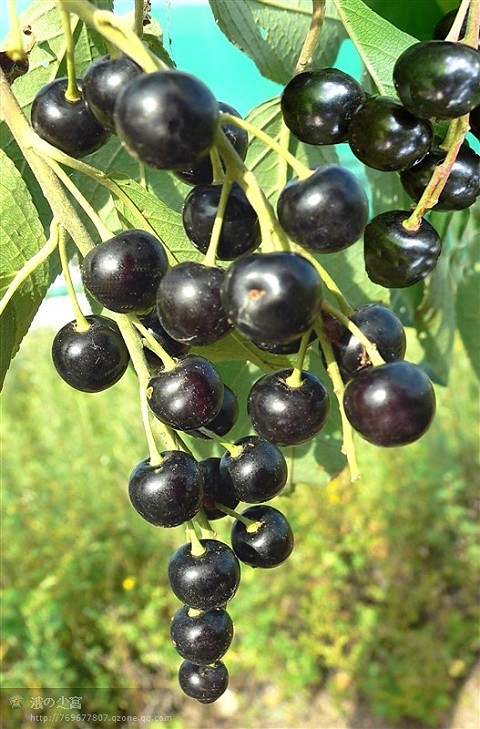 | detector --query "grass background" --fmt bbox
[1,325,479,728]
